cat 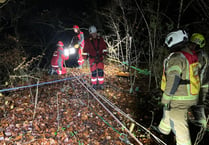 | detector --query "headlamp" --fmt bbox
[64,47,76,56]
